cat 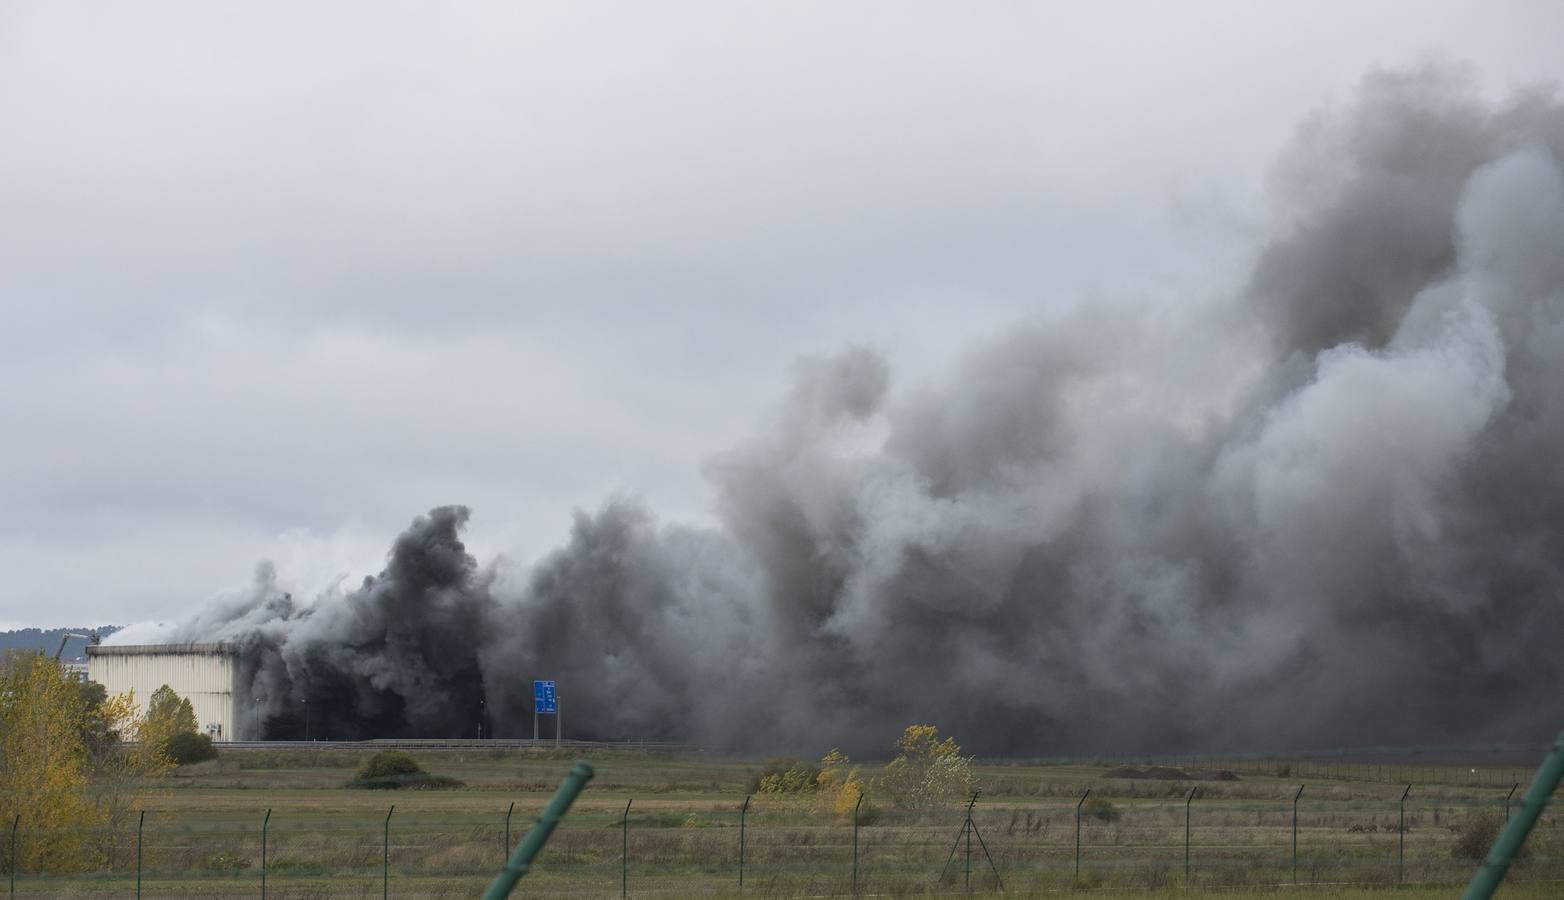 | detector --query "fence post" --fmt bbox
[852,792,864,895]
[1184,788,1197,884]
[1398,785,1411,883]
[1291,785,1304,884]
[1075,789,1090,881]
[383,805,395,900]
[621,799,632,899]
[136,810,145,900]
[261,808,271,900]
[959,811,969,894]
[739,795,749,891]
[9,814,17,900]
[1464,730,1564,900]
[482,761,595,900]
[504,801,515,863]
[1504,783,1519,821]
[964,793,976,893]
